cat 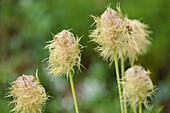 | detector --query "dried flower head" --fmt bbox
[45,30,82,78]
[119,18,151,62]
[7,70,48,113]
[89,6,125,64]
[122,65,155,110]
[89,4,151,63]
